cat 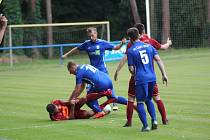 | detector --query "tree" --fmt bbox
[129,0,141,24]
[162,0,170,43]
[46,0,53,58]
[208,0,210,47]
